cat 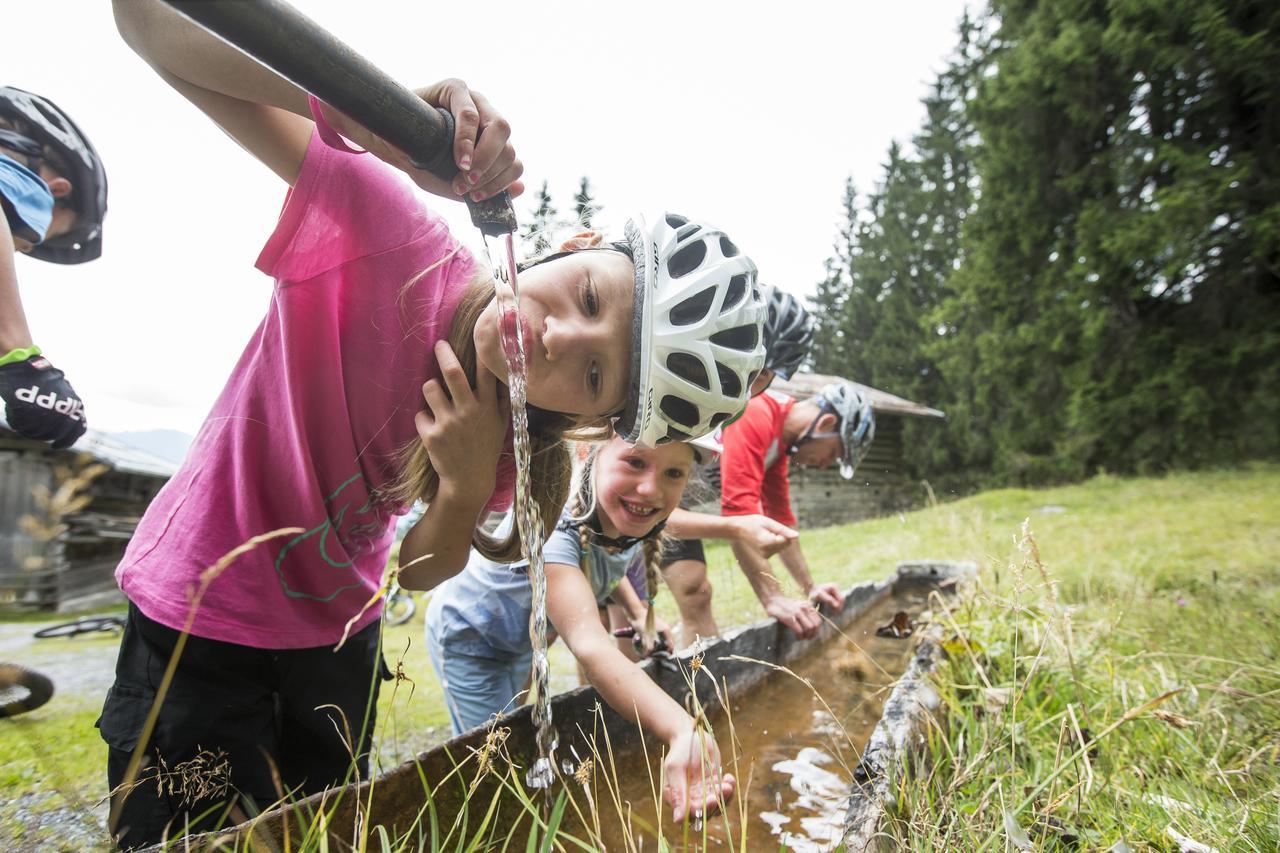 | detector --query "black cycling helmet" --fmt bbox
[761,285,813,380]
[0,87,107,264]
